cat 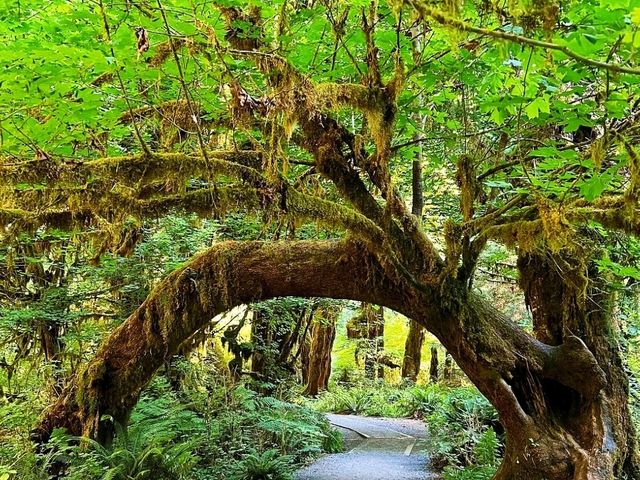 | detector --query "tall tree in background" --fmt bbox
[1,0,640,478]
[301,305,339,396]
[402,71,427,380]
